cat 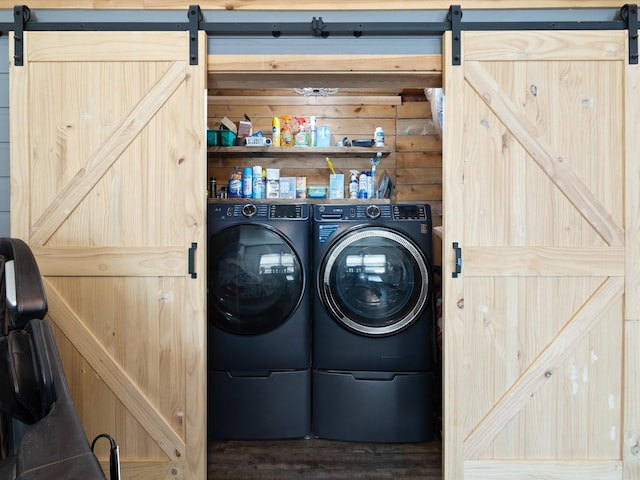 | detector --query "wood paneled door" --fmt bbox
[9,31,208,479]
[442,29,640,479]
